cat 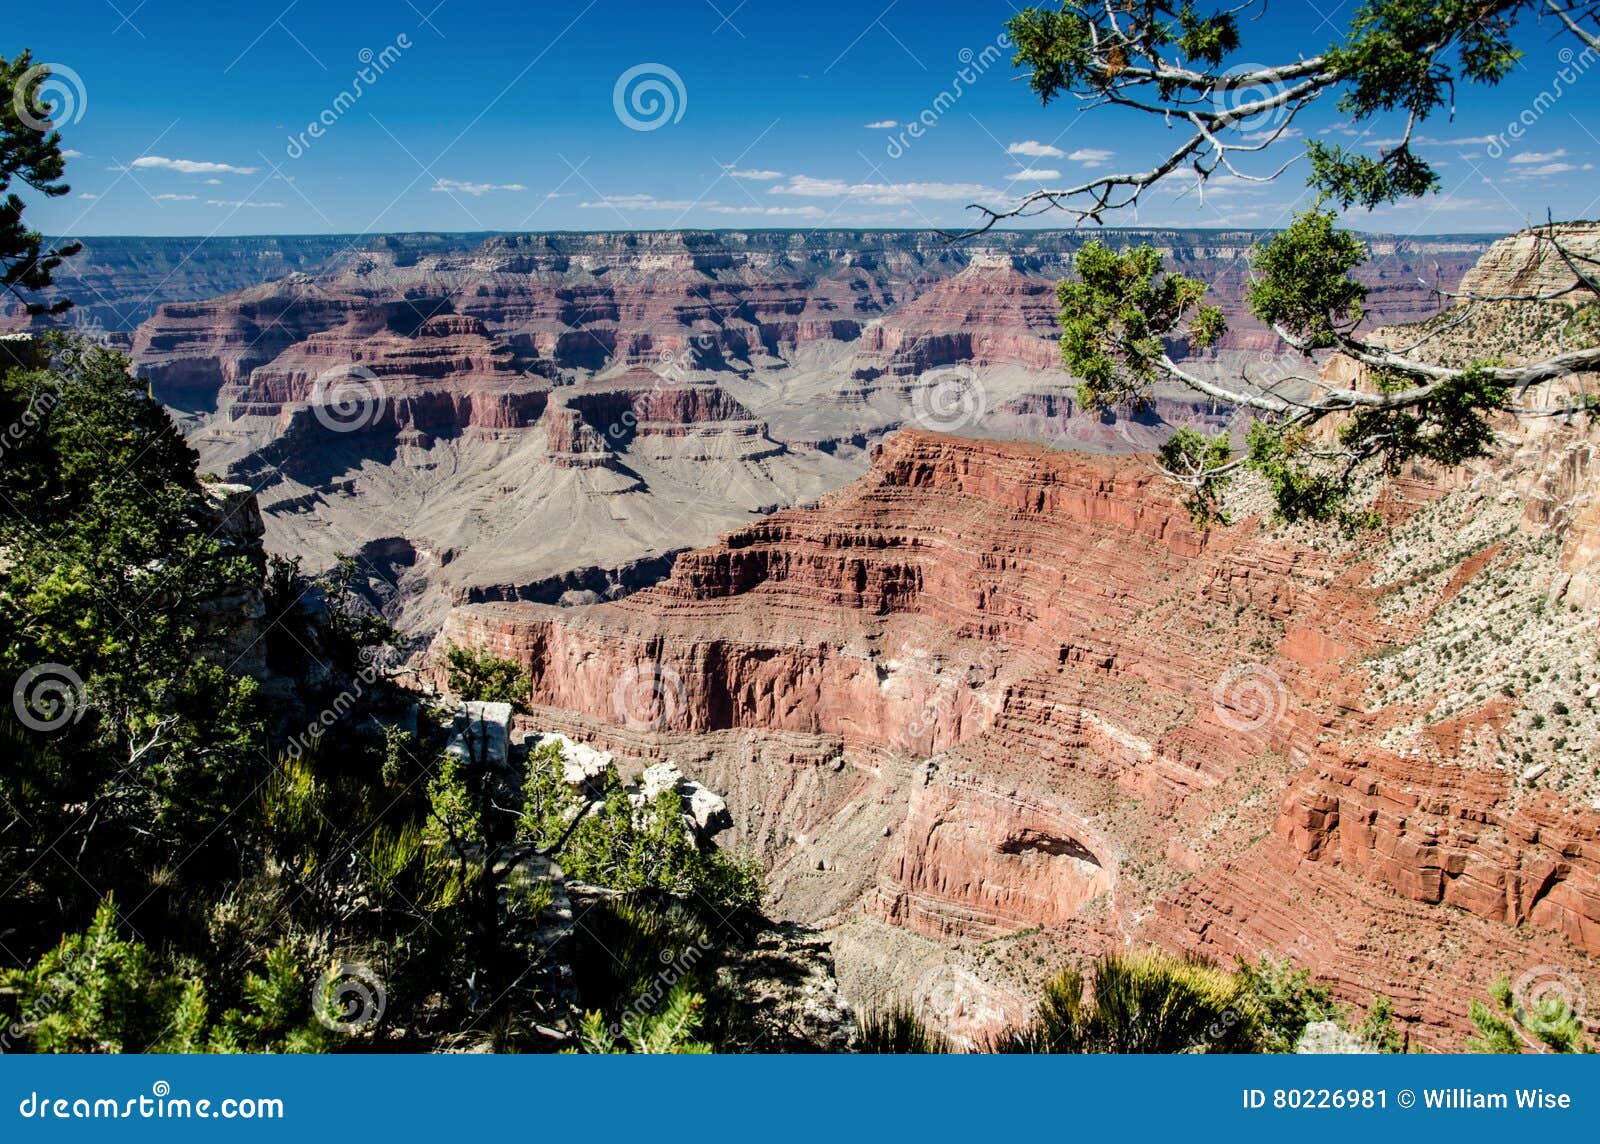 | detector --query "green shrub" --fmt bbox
[994,949,1264,1053]
[519,744,763,912]
[0,899,336,1053]
[857,1005,955,1054]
